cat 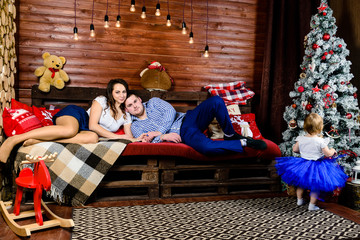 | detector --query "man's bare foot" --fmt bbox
[23,139,43,147]
[0,137,17,163]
